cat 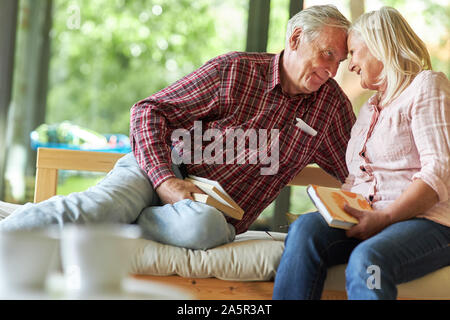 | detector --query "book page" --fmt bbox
[192,193,243,220]
[187,176,234,208]
[187,175,233,200]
